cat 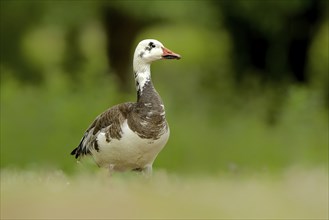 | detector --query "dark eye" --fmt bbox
[149,42,156,48]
